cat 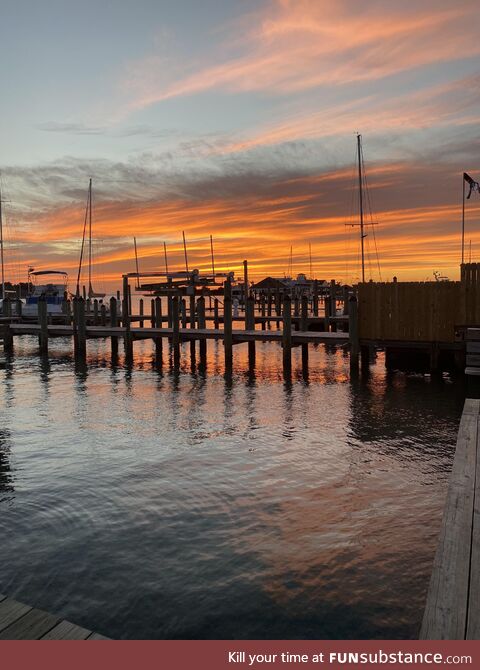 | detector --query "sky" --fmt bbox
[0,0,479,289]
